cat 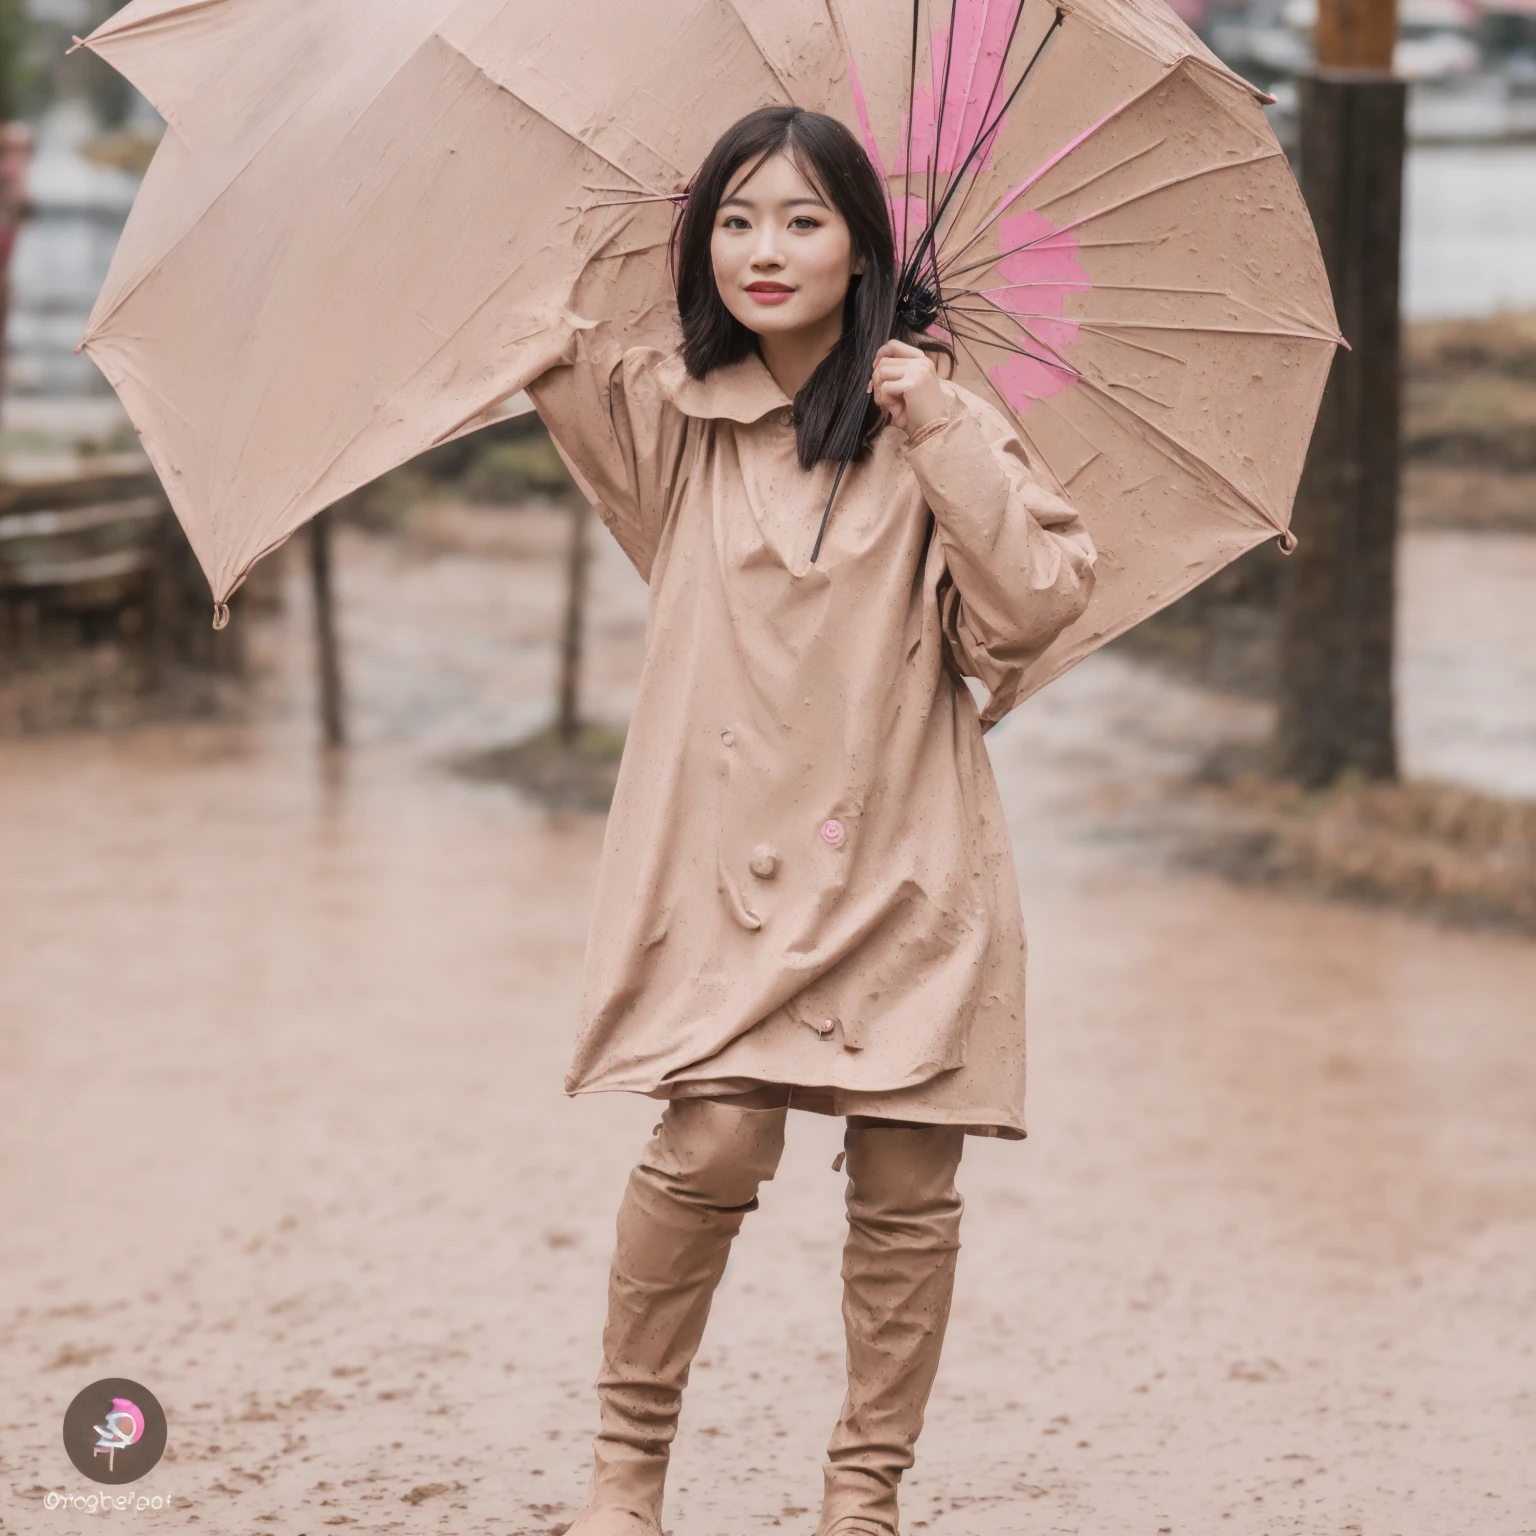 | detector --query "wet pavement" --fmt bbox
[2,514,1534,1536]
[1399,530,1536,798]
